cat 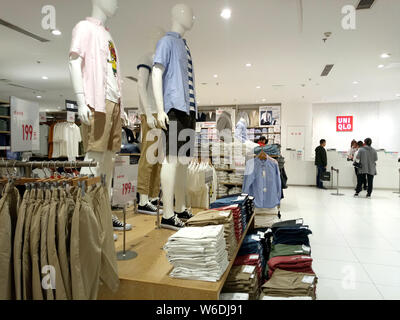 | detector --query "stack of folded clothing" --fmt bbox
[228,172,244,184]
[269,243,311,259]
[216,170,229,182]
[260,269,318,300]
[238,234,266,276]
[217,185,229,197]
[267,255,314,279]
[234,254,263,283]
[222,265,260,300]
[272,224,312,247]
[164,225,229,282]
[212,205,243,241]
[254,207,280,228]
[211,195,250,233]
[228,187,242,195]
[186,210,238,260]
